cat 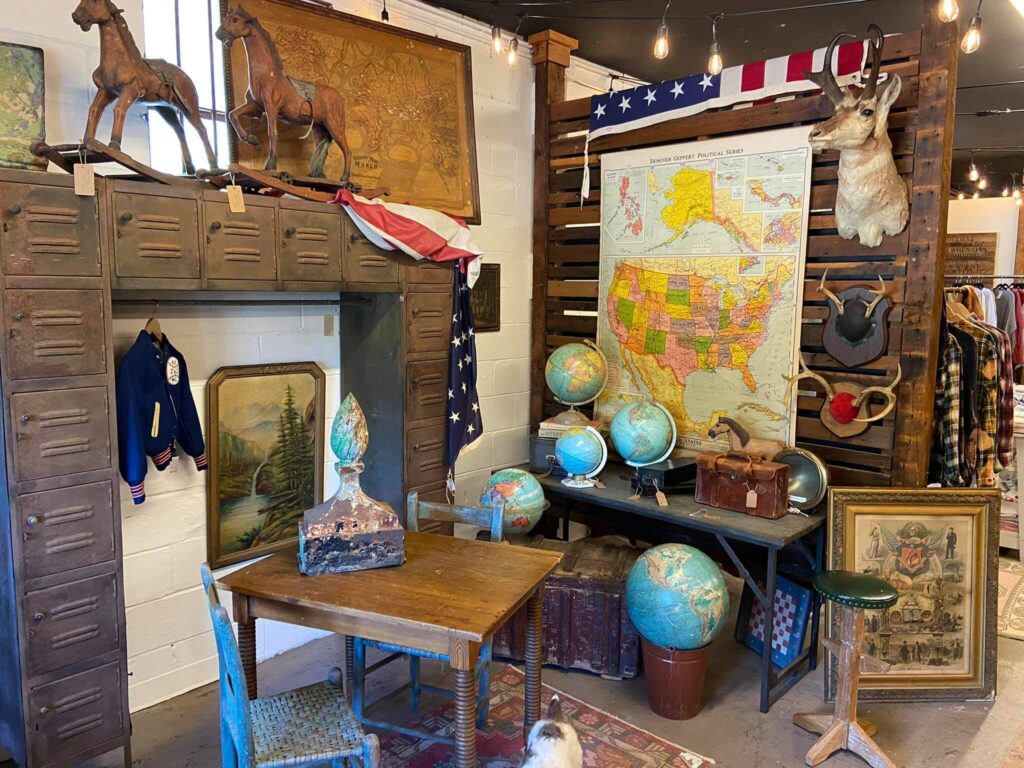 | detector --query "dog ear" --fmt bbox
[547,694,564,721]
